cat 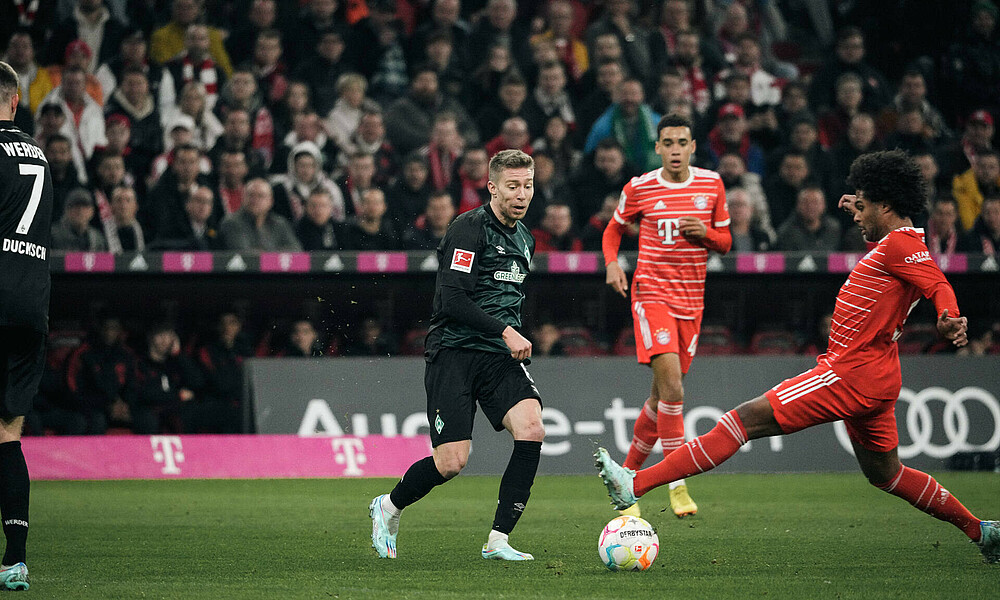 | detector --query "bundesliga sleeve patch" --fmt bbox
[450,248,475,273]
